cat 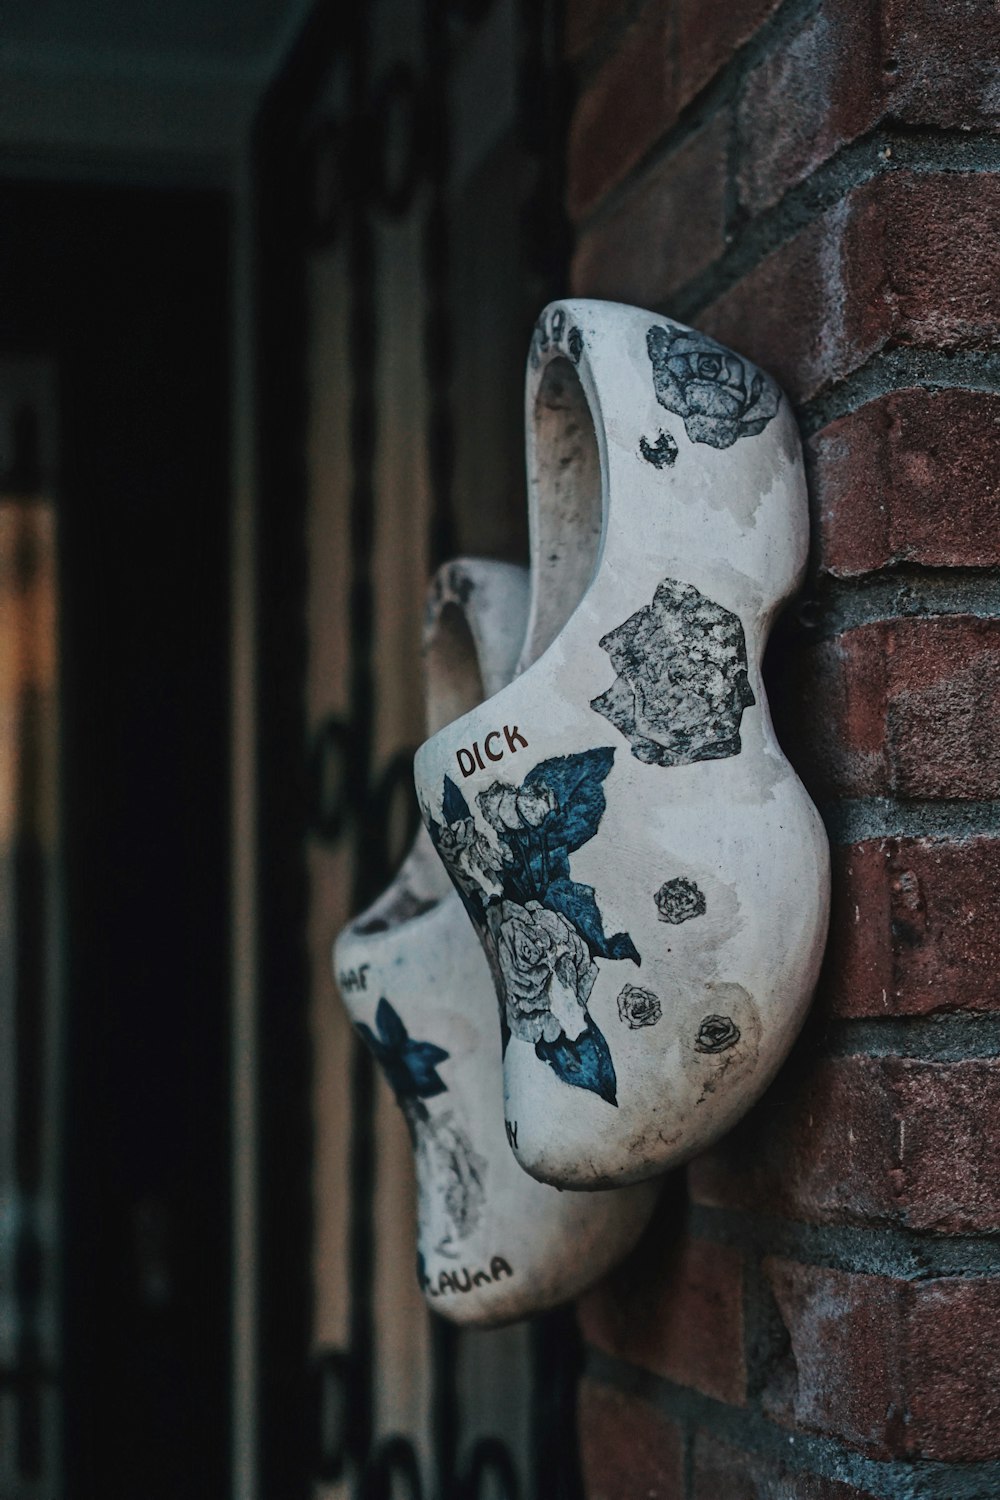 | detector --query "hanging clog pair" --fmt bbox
[335,299,830,1326]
